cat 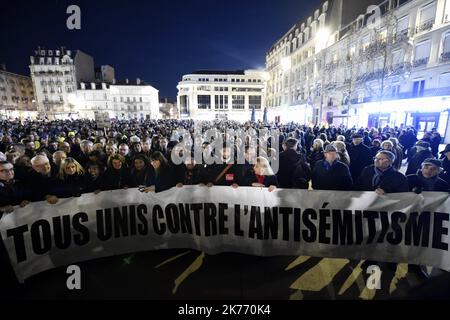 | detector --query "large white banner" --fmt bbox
[0,186,449,282]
